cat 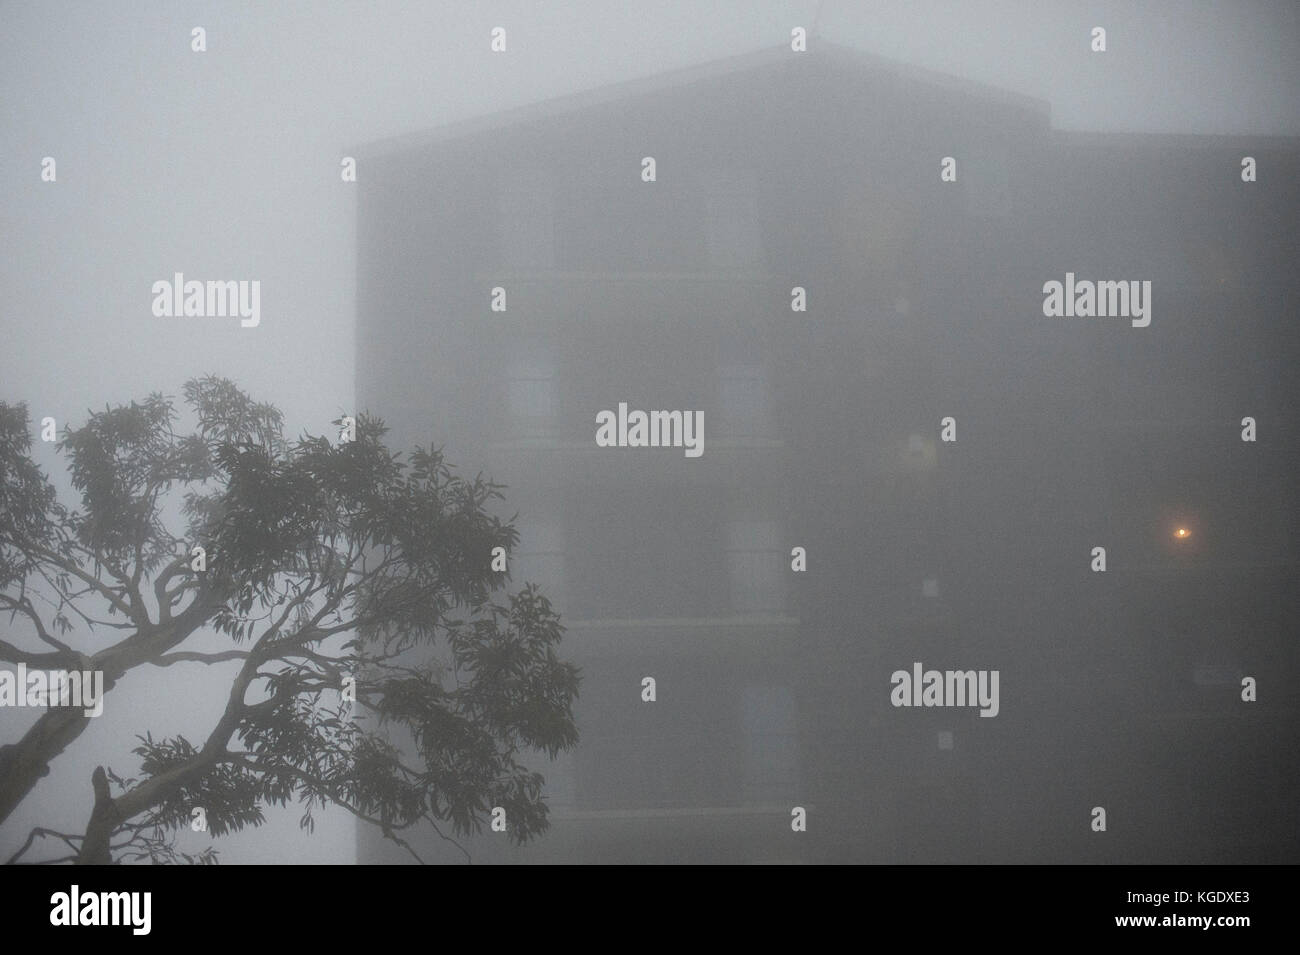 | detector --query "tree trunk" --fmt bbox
[0,707,94,828]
